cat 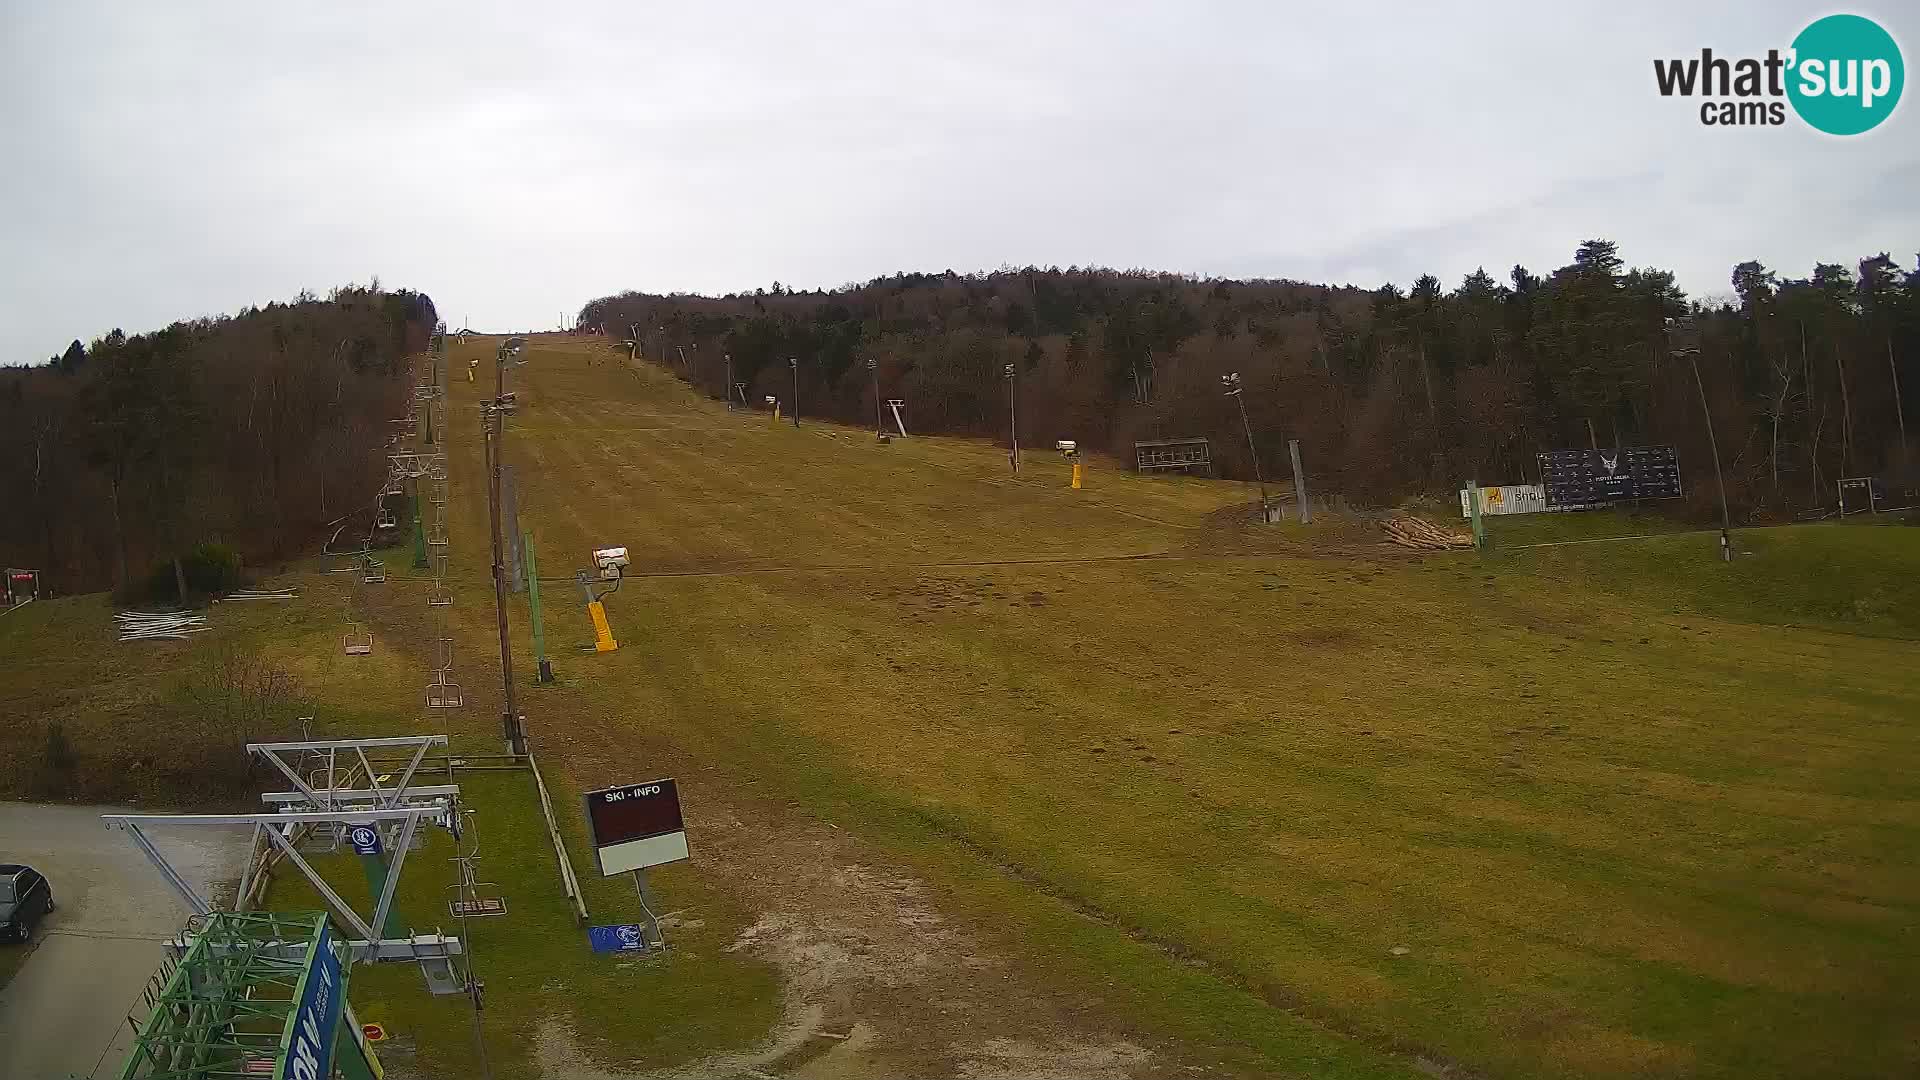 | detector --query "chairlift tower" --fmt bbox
[483,341,528,757]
